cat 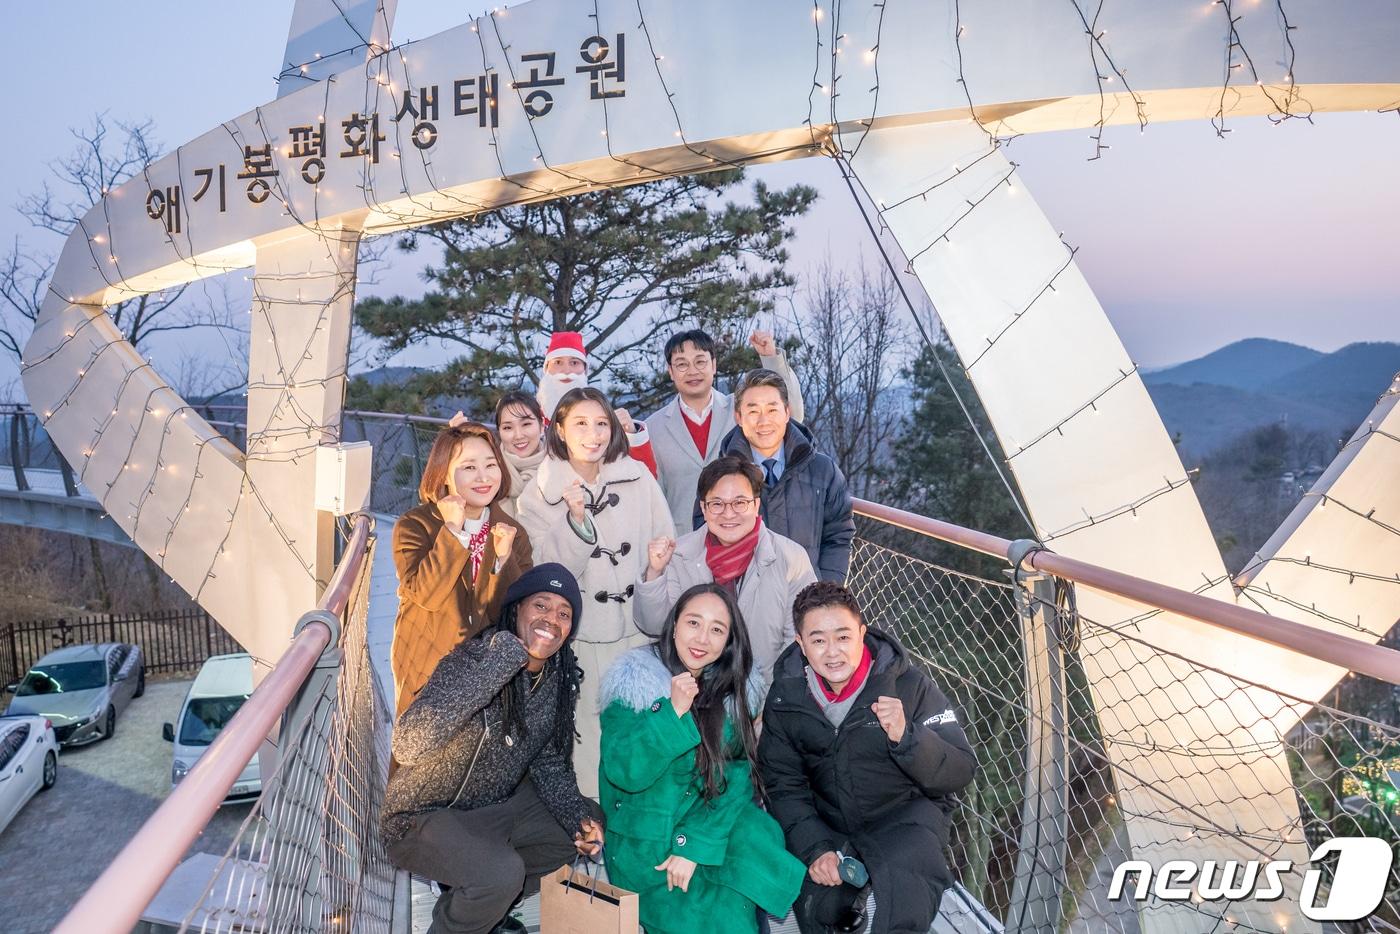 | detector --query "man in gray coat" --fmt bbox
[635,455,817,687]
[644,328,804,531]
